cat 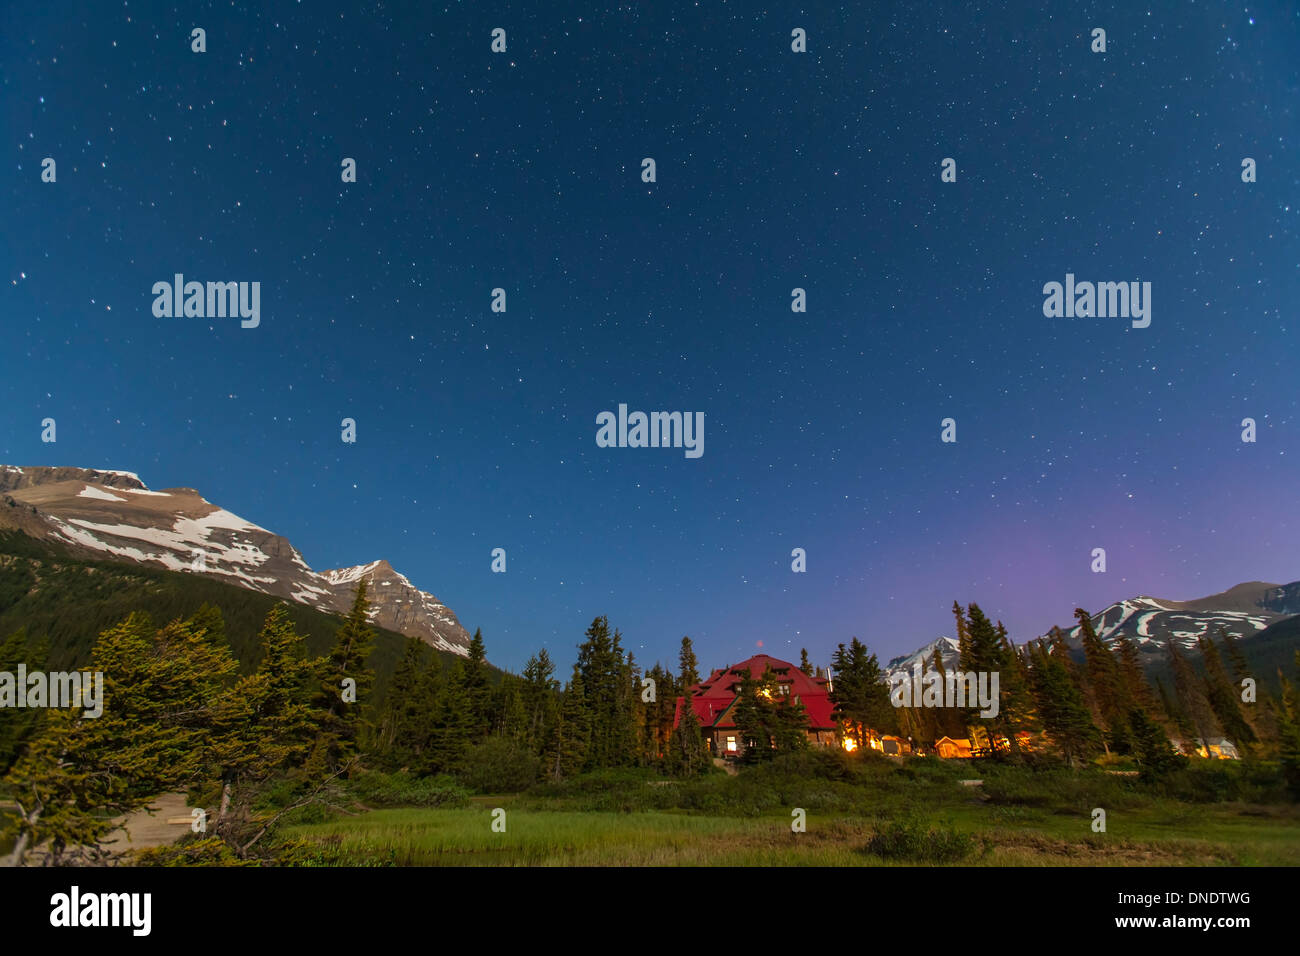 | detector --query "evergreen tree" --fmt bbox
[576,616,636,769]
[462,628,494,731]
[0,627,46,774]
[678,636,700,688]
[799,648,814,676]
[1277,654,1300,798]
[1111,632,1165,729]
[207,604,319,851]
[666,686,710,775]
[1197,631,1256,749]
[377,637,428,766]
[1029,635,1102,767]
[495,674,529,743]
[733,665,808,760]
[187,601,227,646]
[428,658,474,772]
[1221,630,1252,685]
[1128,707,1184,778]
[1156,676,1196,747]
[1076,608,1131,754]
[830,637,894,749]
[5,613,239,865]
[930,647,966,740]
[311,582,376,773]
[1167,641,1218,755]
[547,664,590,779]
[521,648,559,755]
